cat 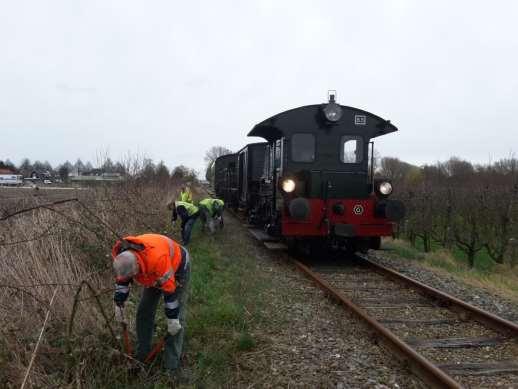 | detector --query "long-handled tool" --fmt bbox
[119,309,133,356]
[121,322,133,356]
[144,335,166,364]
[119,322,166,364]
